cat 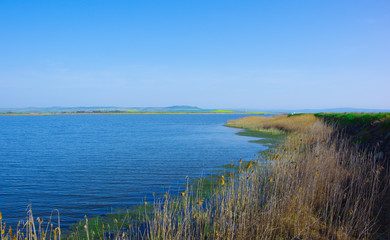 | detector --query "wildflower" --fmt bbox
[144,202,147,206]
[181,190,186,196]
[221,176,225,185]
[115,219,118,224]
[269,177,273,182]
[231,160,234,165]
[197,199,204,205]
[239,158,242,164]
